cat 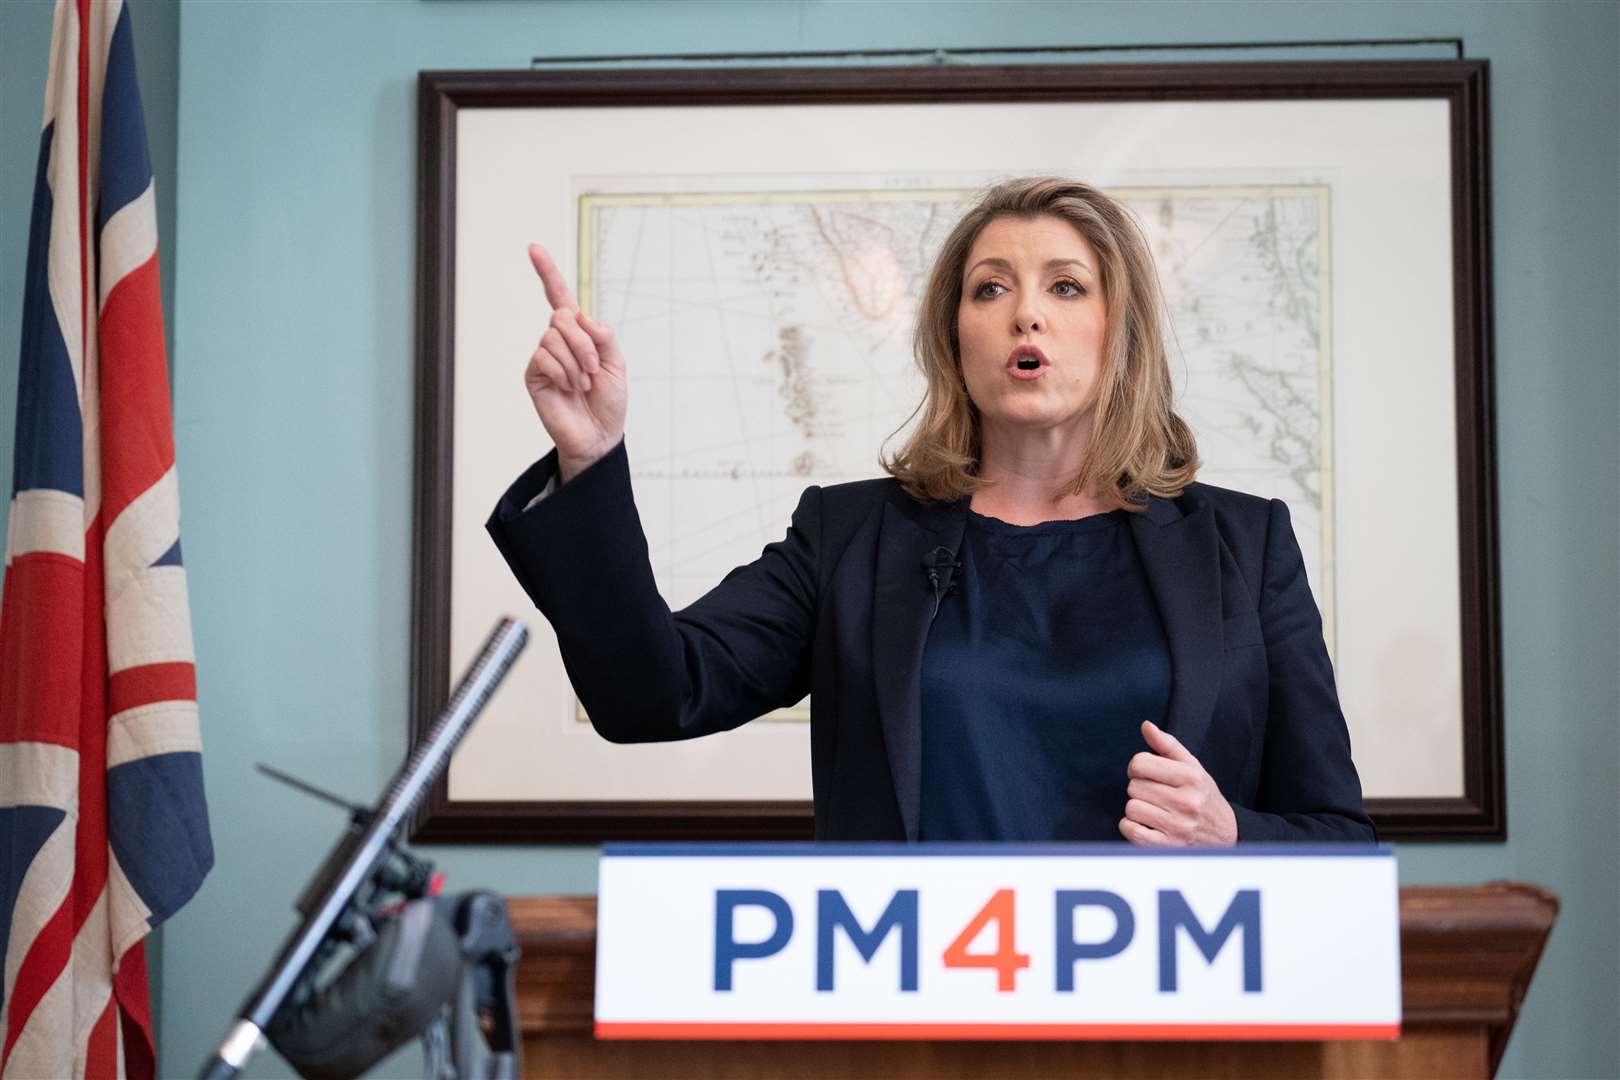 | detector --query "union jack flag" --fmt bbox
[2,2,212,1077]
